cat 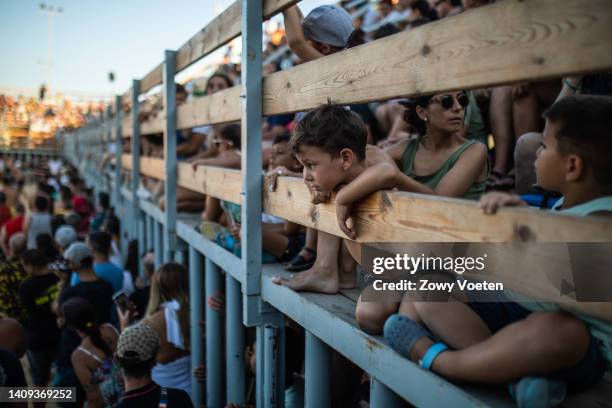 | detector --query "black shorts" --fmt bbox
[467,300,607,392]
